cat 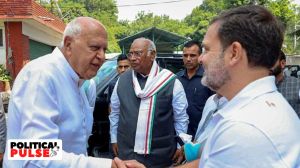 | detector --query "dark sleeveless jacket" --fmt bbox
[117,69,177,168]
